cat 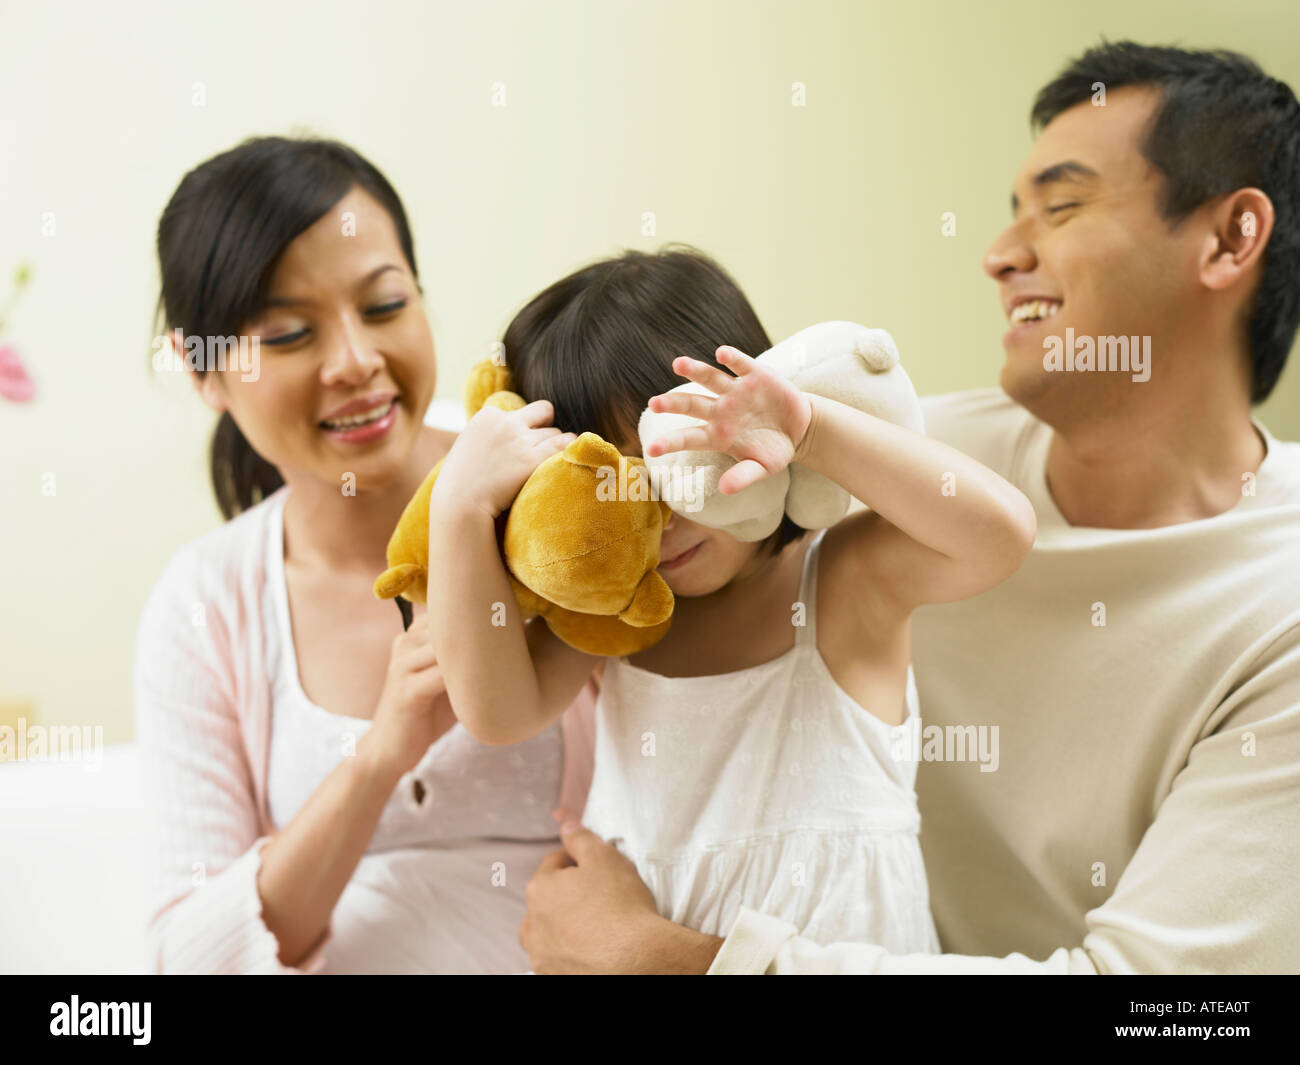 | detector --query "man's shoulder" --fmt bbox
[1257,420,1300,504]
[919,388,1038,476]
